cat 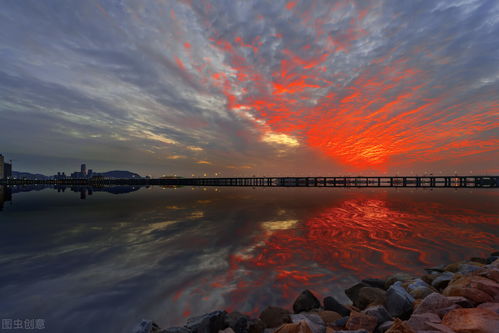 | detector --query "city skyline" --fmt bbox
[1,1,498,177]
